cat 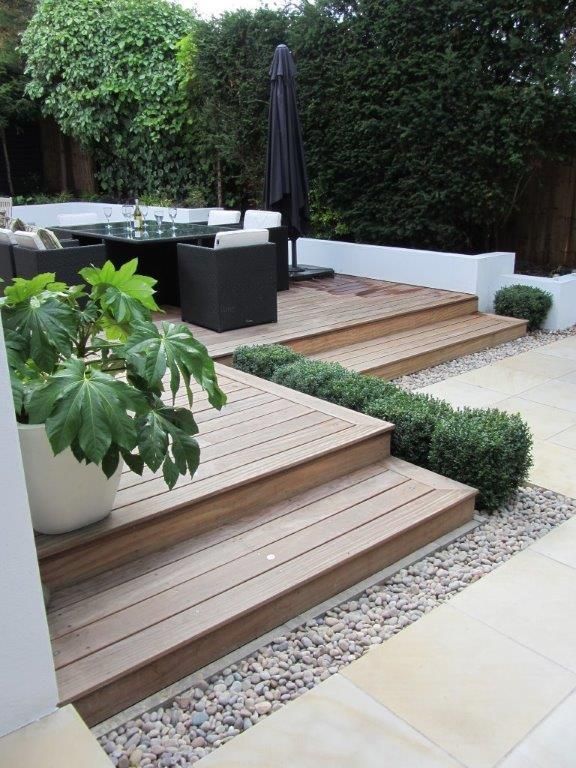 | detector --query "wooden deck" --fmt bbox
[164,275,479,361]
[49,457,475,726]
[37,275,498,725]
[37,365,392,588]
